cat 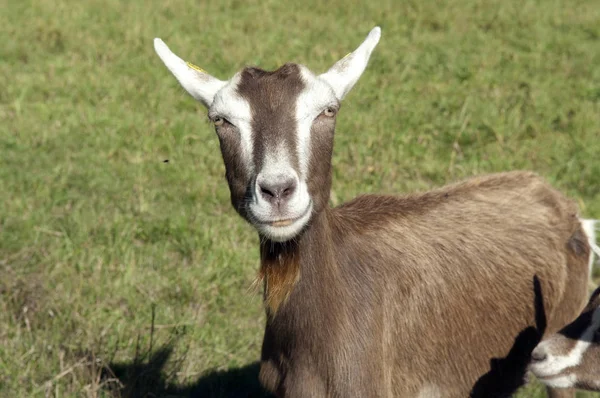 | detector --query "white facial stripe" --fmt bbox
[533,335,590,377]
[261,143,293,172]
[532,306,600,379]
[295,67,338,178]
[565,306,600,366]
[210,74,255,177]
